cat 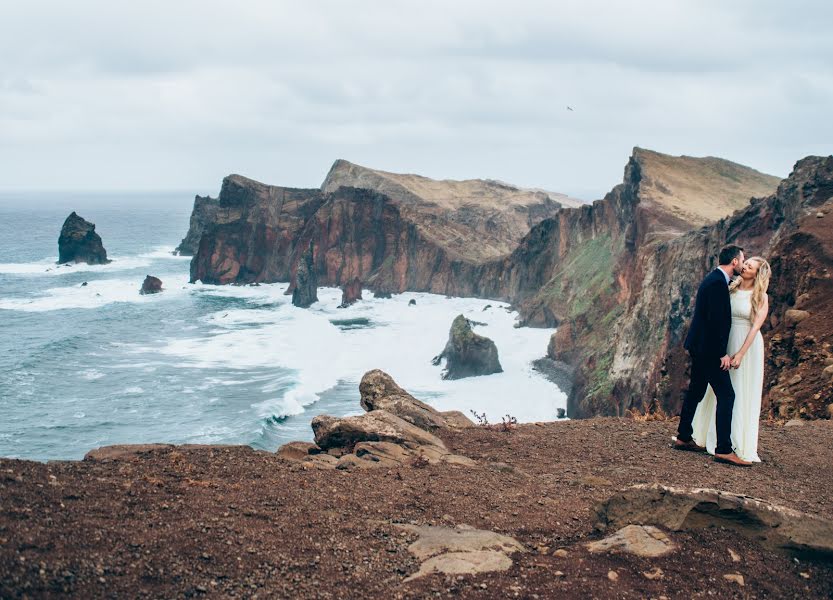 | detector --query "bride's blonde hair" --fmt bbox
[729,256,771,321]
